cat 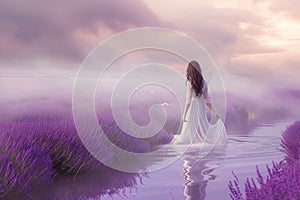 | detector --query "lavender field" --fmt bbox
[0,76,300,200]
